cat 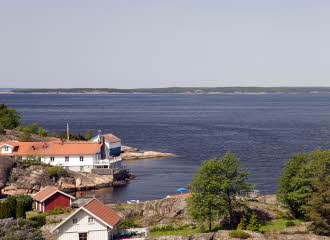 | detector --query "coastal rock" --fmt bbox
[121,151,175,160]
[2,163,115,194]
